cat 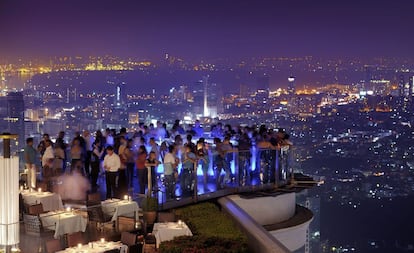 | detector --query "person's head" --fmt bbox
[174,135,182,145]
[149,151,156,160]
[194,120,200,127]
[160,141,168,150]
[26,137,34,146]
[94,139,101,147]
[127,139,133,148]
[168,144,176,154]
[186,134,192,142]
[83,130,89,137]
[58,131,65,138]
[149,137,155,145]
[214,137,221,144]
[43,133,50,140]
[45,140,52,147]
[184,144,192,153]
[106,145,114,155]
[138,145,147,154]
[120,136,126,145]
